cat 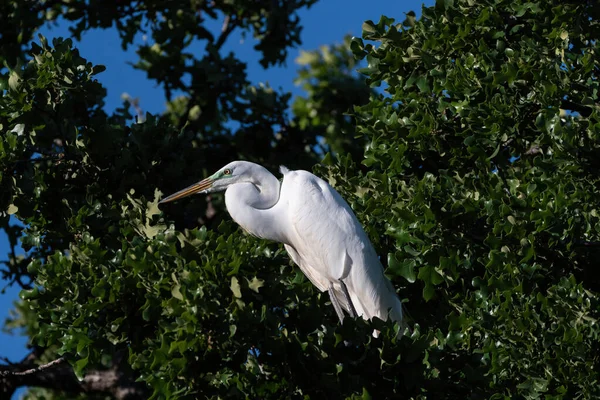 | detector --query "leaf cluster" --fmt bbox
[2,0,600,398]
[325,0,599,397]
